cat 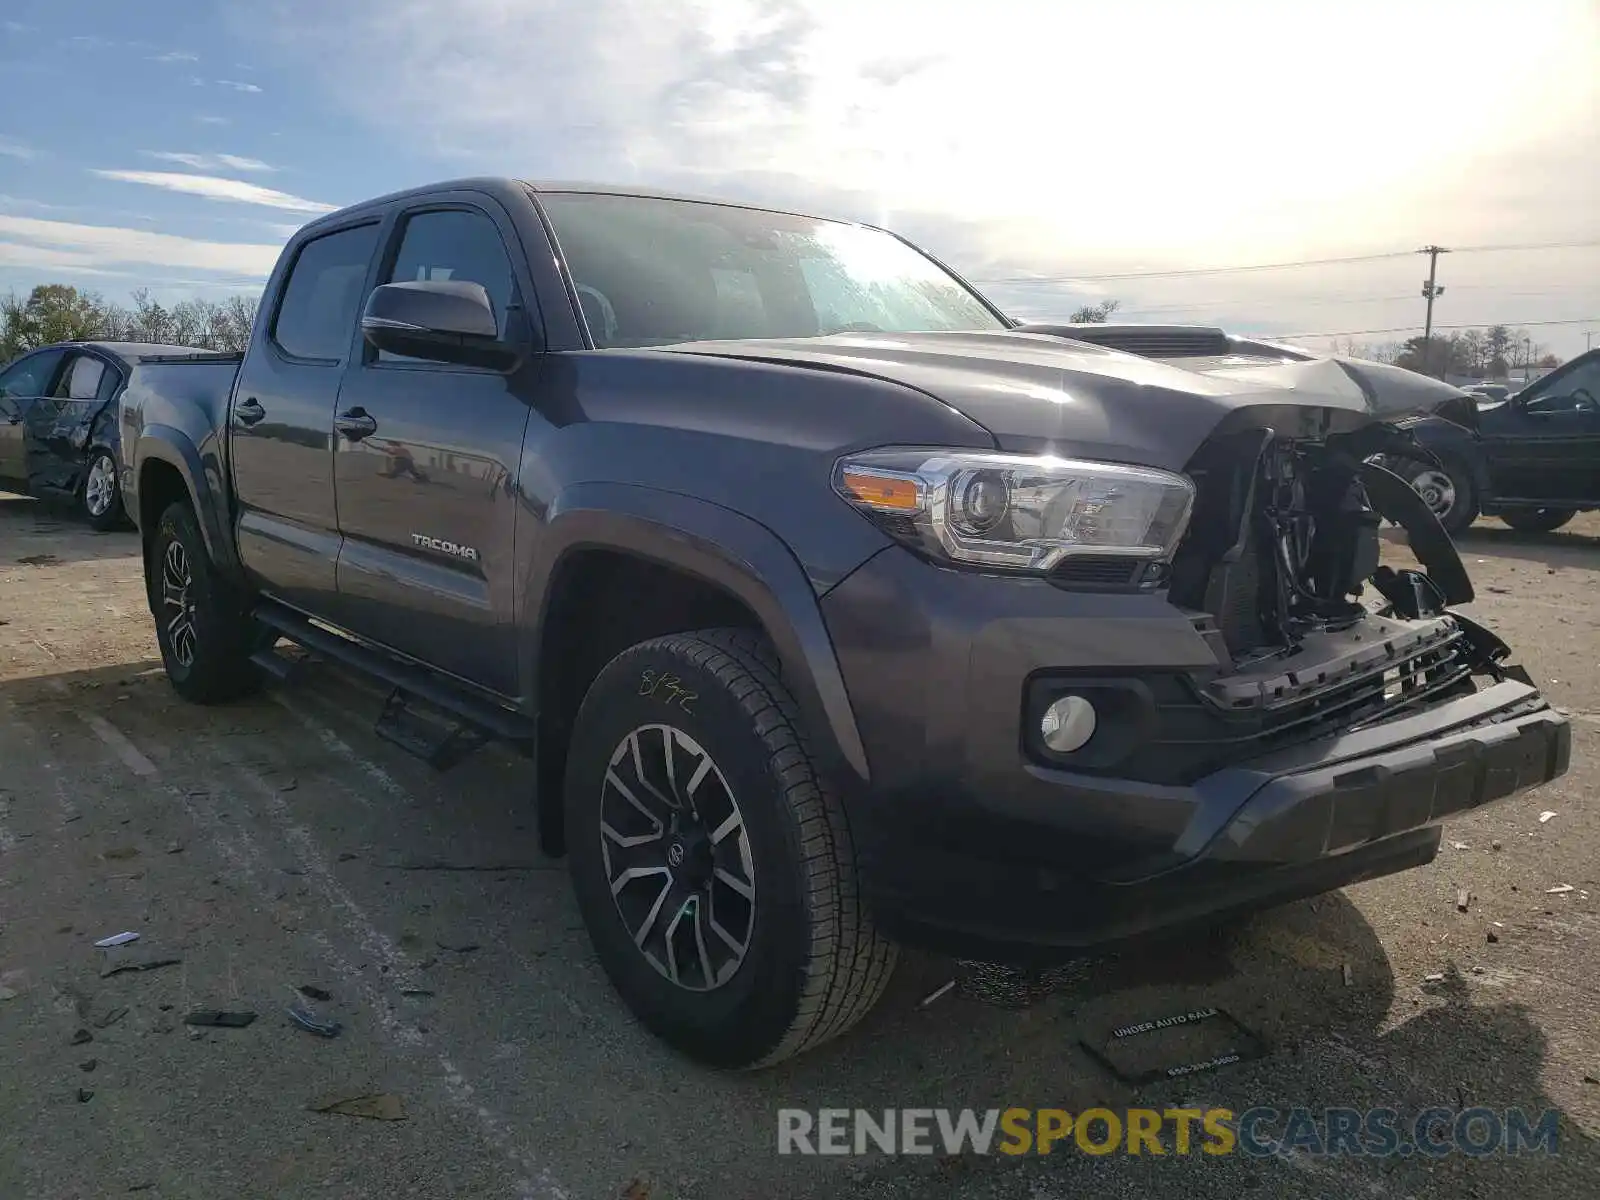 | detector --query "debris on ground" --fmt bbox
[184,1010,257,1028]
[93,932,140,948]
[1547,884,1576,895]
[165,841,184,854]
[308,1092,407,1121]
[287,1002,342,1038]
[336,852,358,862]
[1492,840,1503,851]
[92,1006,130,1029]
[1342,963,1354,987]
[101,846,140,861]
[0,985,17,1001]
[436,939,480,954]
[1488,929,1500,944]
[76,1089,93,1103]
[297,985,332,1002]
[70,1029,93,1045]
[1457,889,1471,913]
[399,988,434,999]
[1539,811,1558,824]
[100,950,182,978]
[1450,841,1469,851]
[1584,1075,1598,1086]
[622,1177,652,1200]
[1424,973,1445,983]
[919,980,957,1009]
[79,1058,97,1072]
